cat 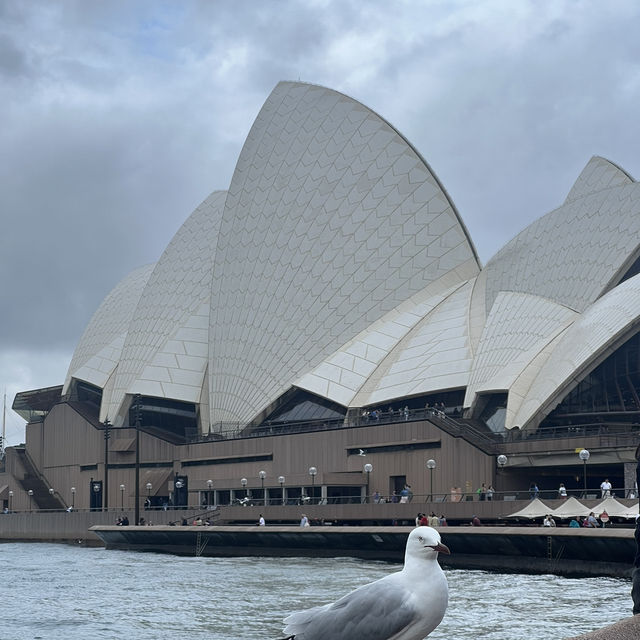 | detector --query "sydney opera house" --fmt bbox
[2,82,640,521]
